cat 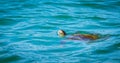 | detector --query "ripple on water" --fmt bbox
[0,0,120,63]
[0,55,22,63]
[0,18,17,26]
